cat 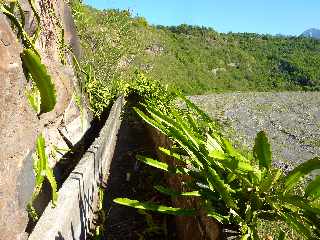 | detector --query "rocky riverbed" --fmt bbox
[190,92,320,172]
